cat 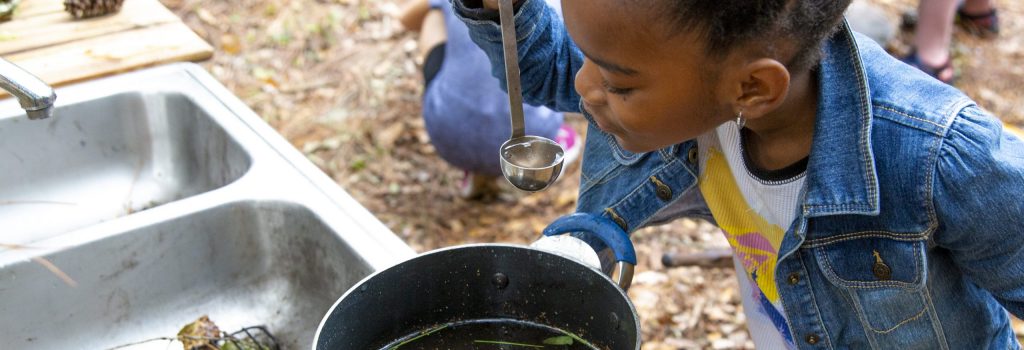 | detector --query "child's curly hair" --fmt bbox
[655,0,852,70]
